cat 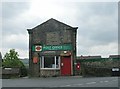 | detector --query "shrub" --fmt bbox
[2,49,27,77]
